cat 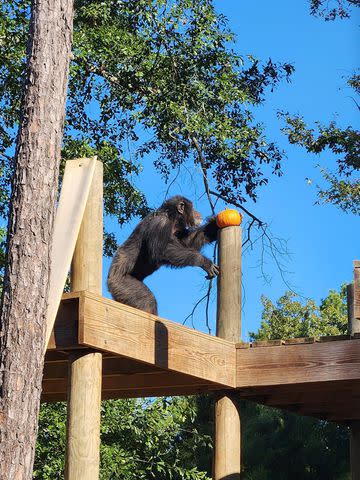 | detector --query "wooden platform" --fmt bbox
[43,292,360,423]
